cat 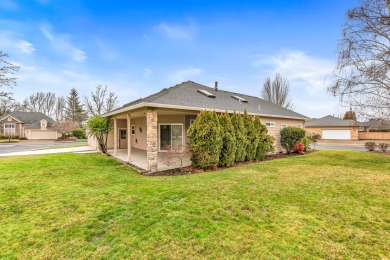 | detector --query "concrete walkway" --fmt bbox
[0,146,97,157]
